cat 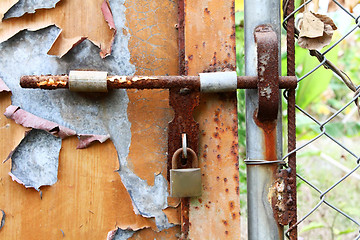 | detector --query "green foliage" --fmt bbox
[300,221,325,233]
[295,43,339,109]
[235,10,245,153]
[235,10,247,213]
